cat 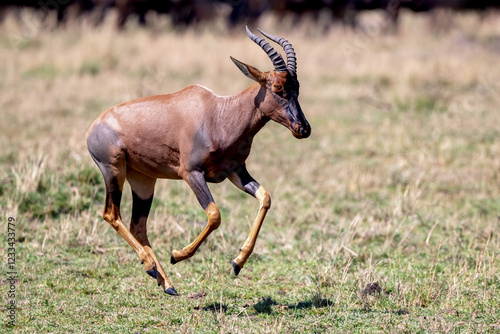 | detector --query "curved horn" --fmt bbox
[246,26,287,73]
[257,28,297,75]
